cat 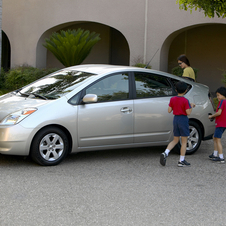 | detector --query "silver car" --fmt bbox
[0,64,215,166]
